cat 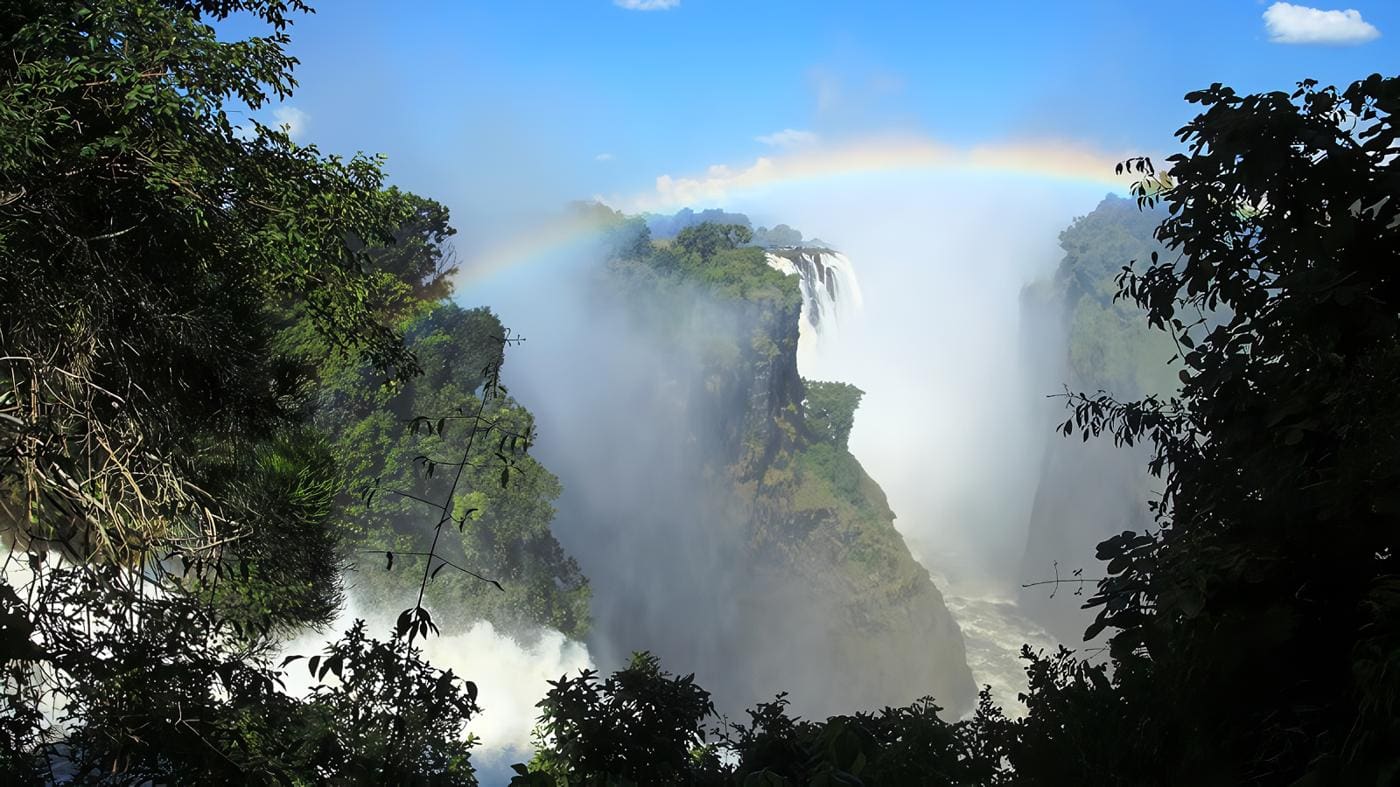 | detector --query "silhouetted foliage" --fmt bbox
[2,560,480,783]
[1054,73,1400,783]
[283,619,480,783]
[520,653,719,785]
[512,654,1013,786]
